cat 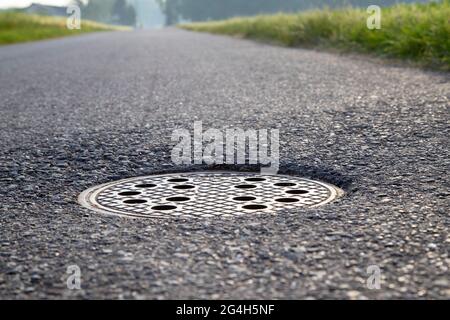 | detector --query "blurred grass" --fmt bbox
[0,12,129,45]
[180,1,450,71]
